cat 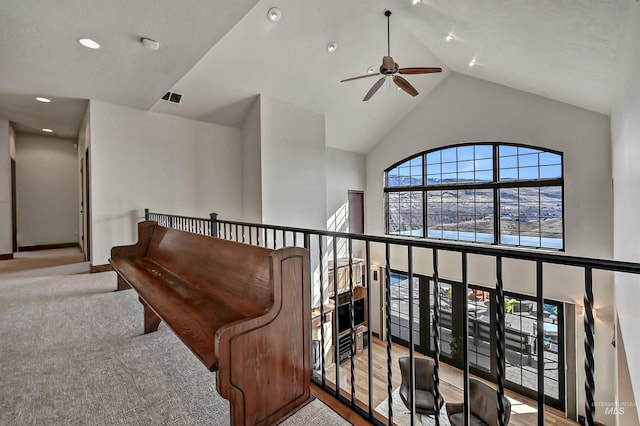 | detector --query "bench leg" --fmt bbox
[116,276,131,291]
[140,298,161,334]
